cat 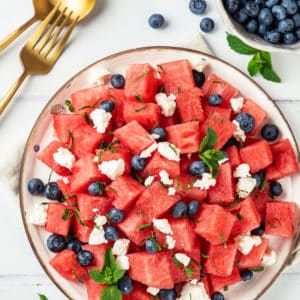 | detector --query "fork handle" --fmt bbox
[0,70,28,115]
[0,16,37,52]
